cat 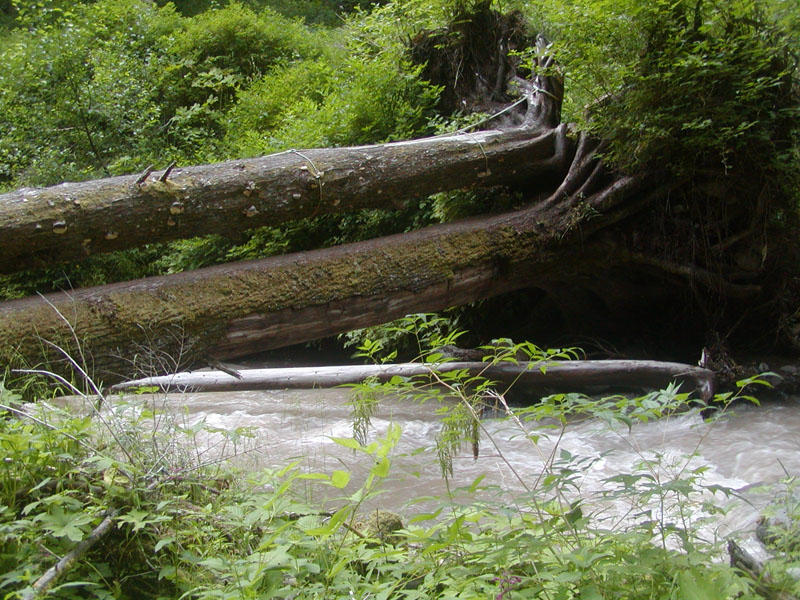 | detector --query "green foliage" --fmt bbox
[595,0,797,181]
[0,246,166,300]
[226,52,439,157]
[341,312,467,360]
[0,0,337,190]
[520,0,799,186]
[5,335,797,598]
[0,0,182,187]
[157,3,322,155]
[6,0,82,30]
[161,0,384,26]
